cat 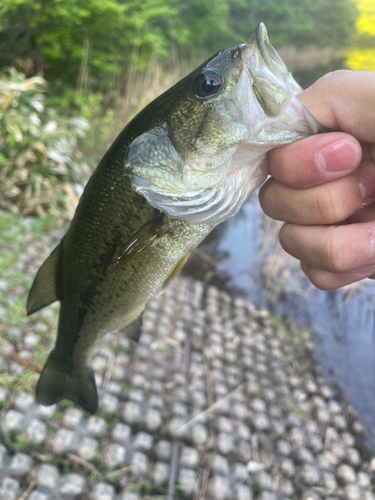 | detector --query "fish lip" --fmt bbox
[242,22,290,84]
